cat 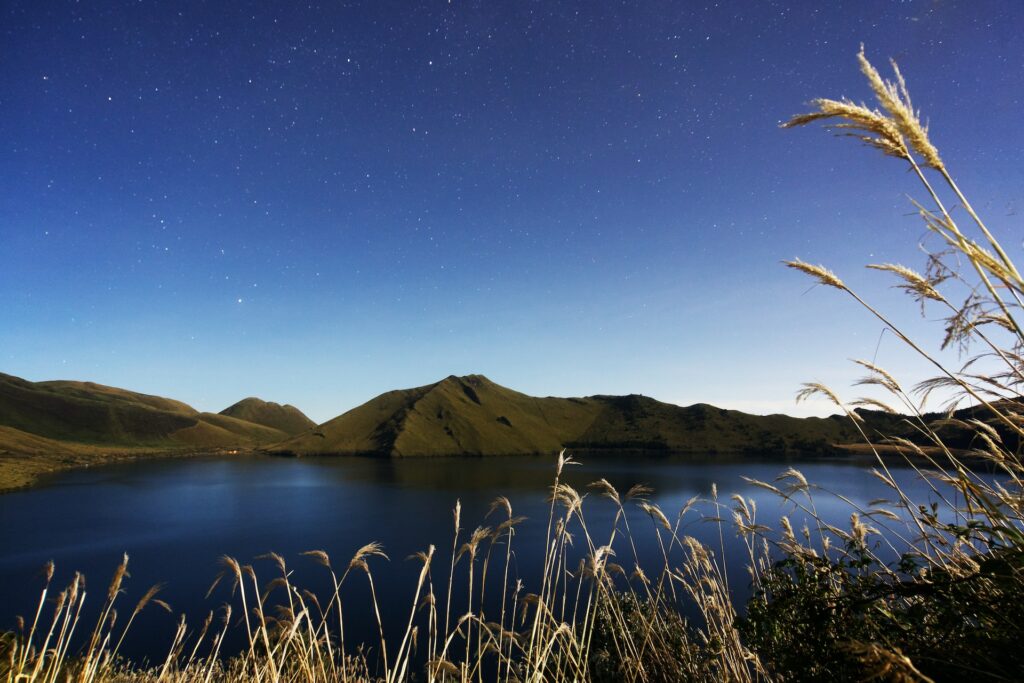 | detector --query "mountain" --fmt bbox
[5,370,989,492]
[0,372,291,448]
[273,374,861,457]
[0,372,308,489]
[275,375,598,456]
[219,397,316,436]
